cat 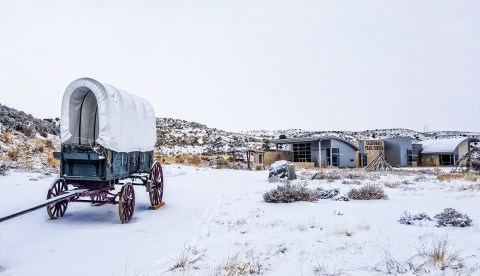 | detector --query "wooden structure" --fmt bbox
[364,152,393,171]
